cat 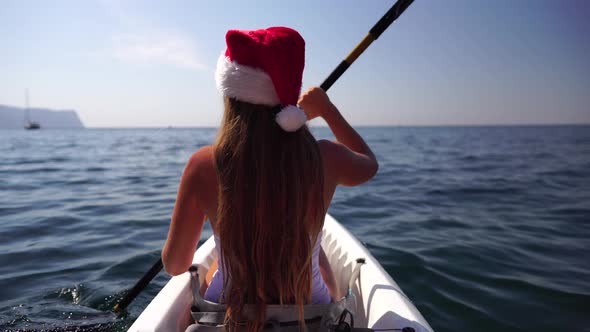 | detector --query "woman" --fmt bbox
[162,27,378,331]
